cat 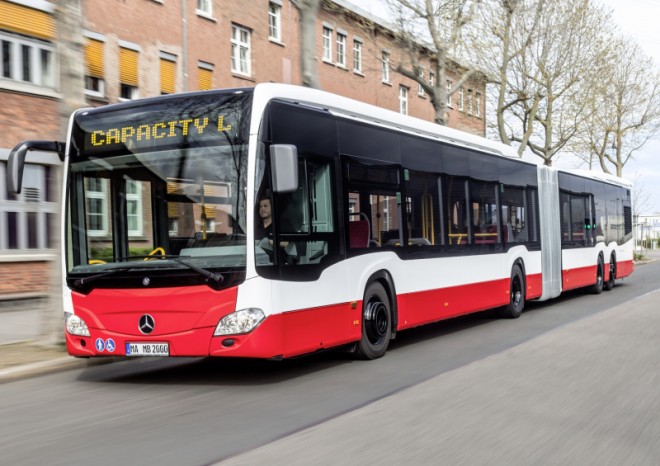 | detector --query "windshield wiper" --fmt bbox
[73,258,223,289]
[112,254,179,261]
[113,255,223,284]
[73,267,129,288]
[172,258,224,284]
